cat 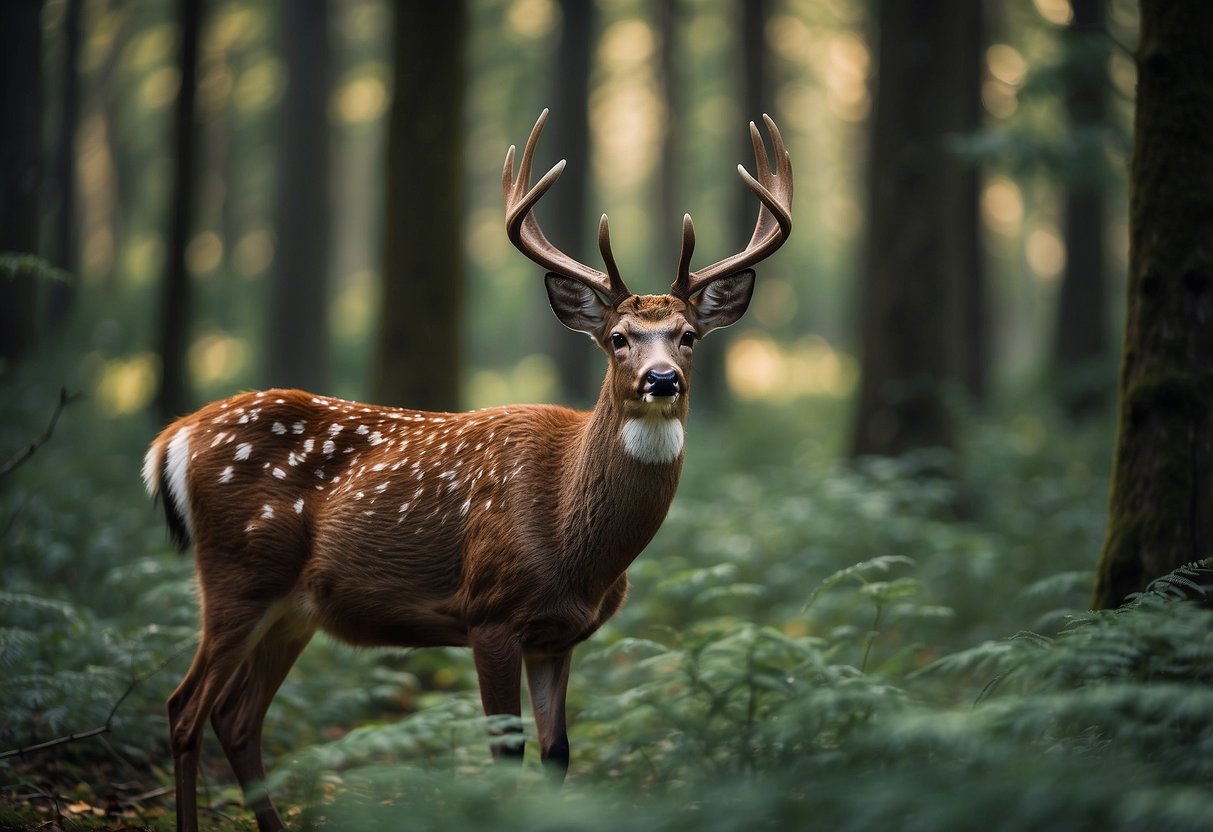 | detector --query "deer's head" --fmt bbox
[503,110,793,421]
